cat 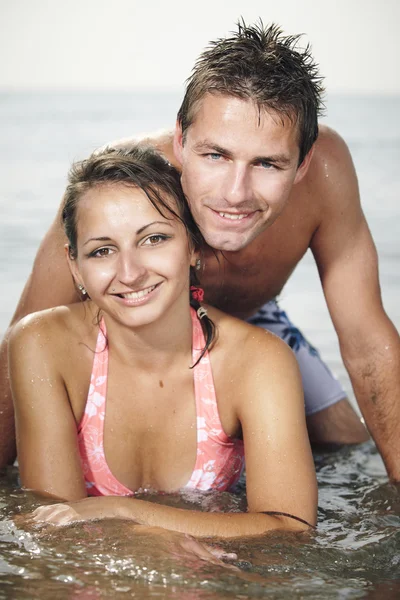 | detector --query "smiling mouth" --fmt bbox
[116,283,159,300]
[217,212,249,220]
